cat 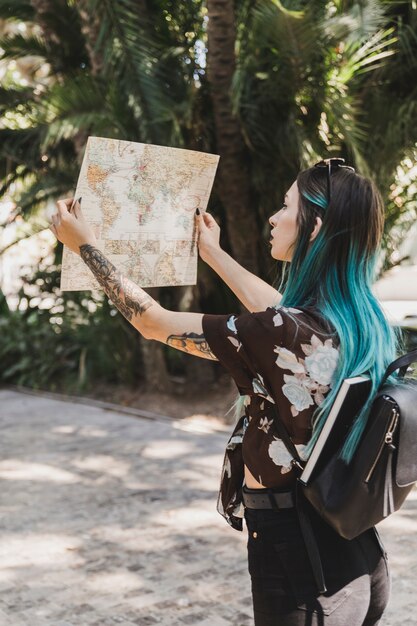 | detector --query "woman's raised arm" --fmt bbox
[48,198,217,360]
[79,243,218,360]
[196,210,281,312]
